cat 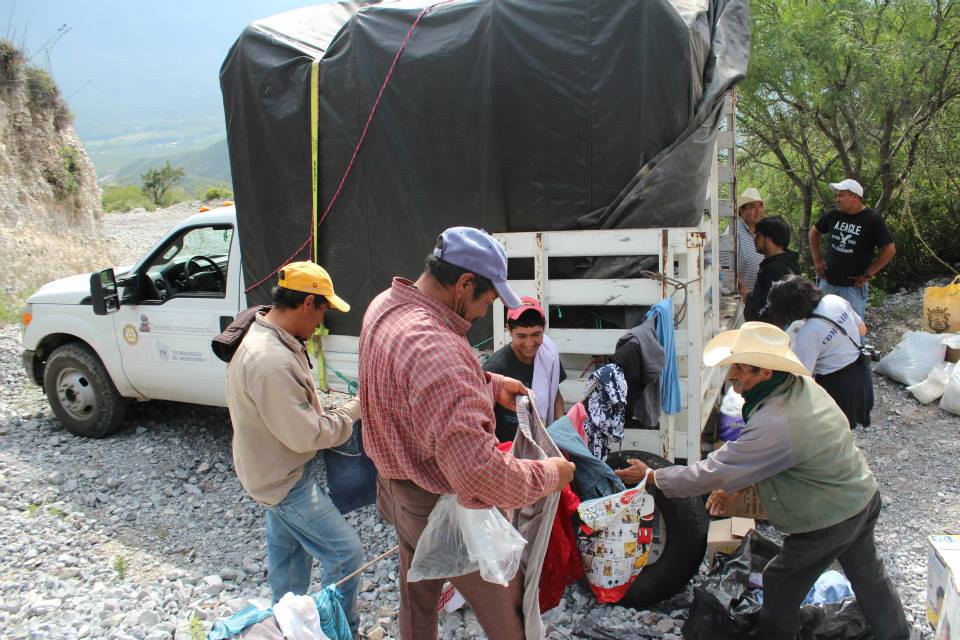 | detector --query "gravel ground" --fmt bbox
[0,204,956,639]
